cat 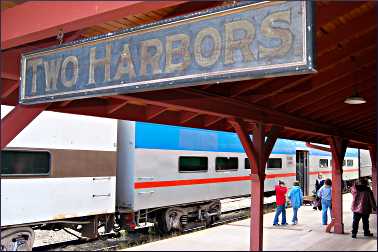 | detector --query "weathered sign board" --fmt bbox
[20,1,315,104]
